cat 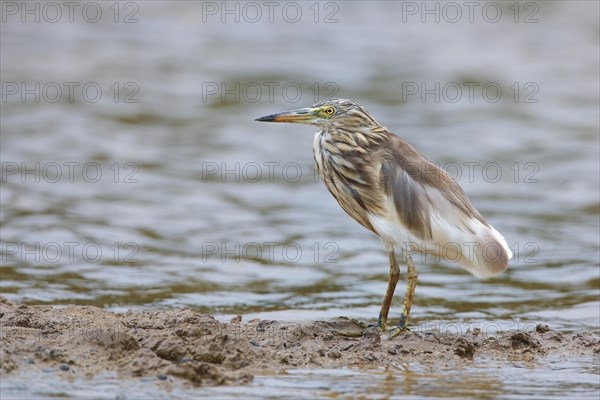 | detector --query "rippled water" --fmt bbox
[1,1,599,398]
[2,358,599,400]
